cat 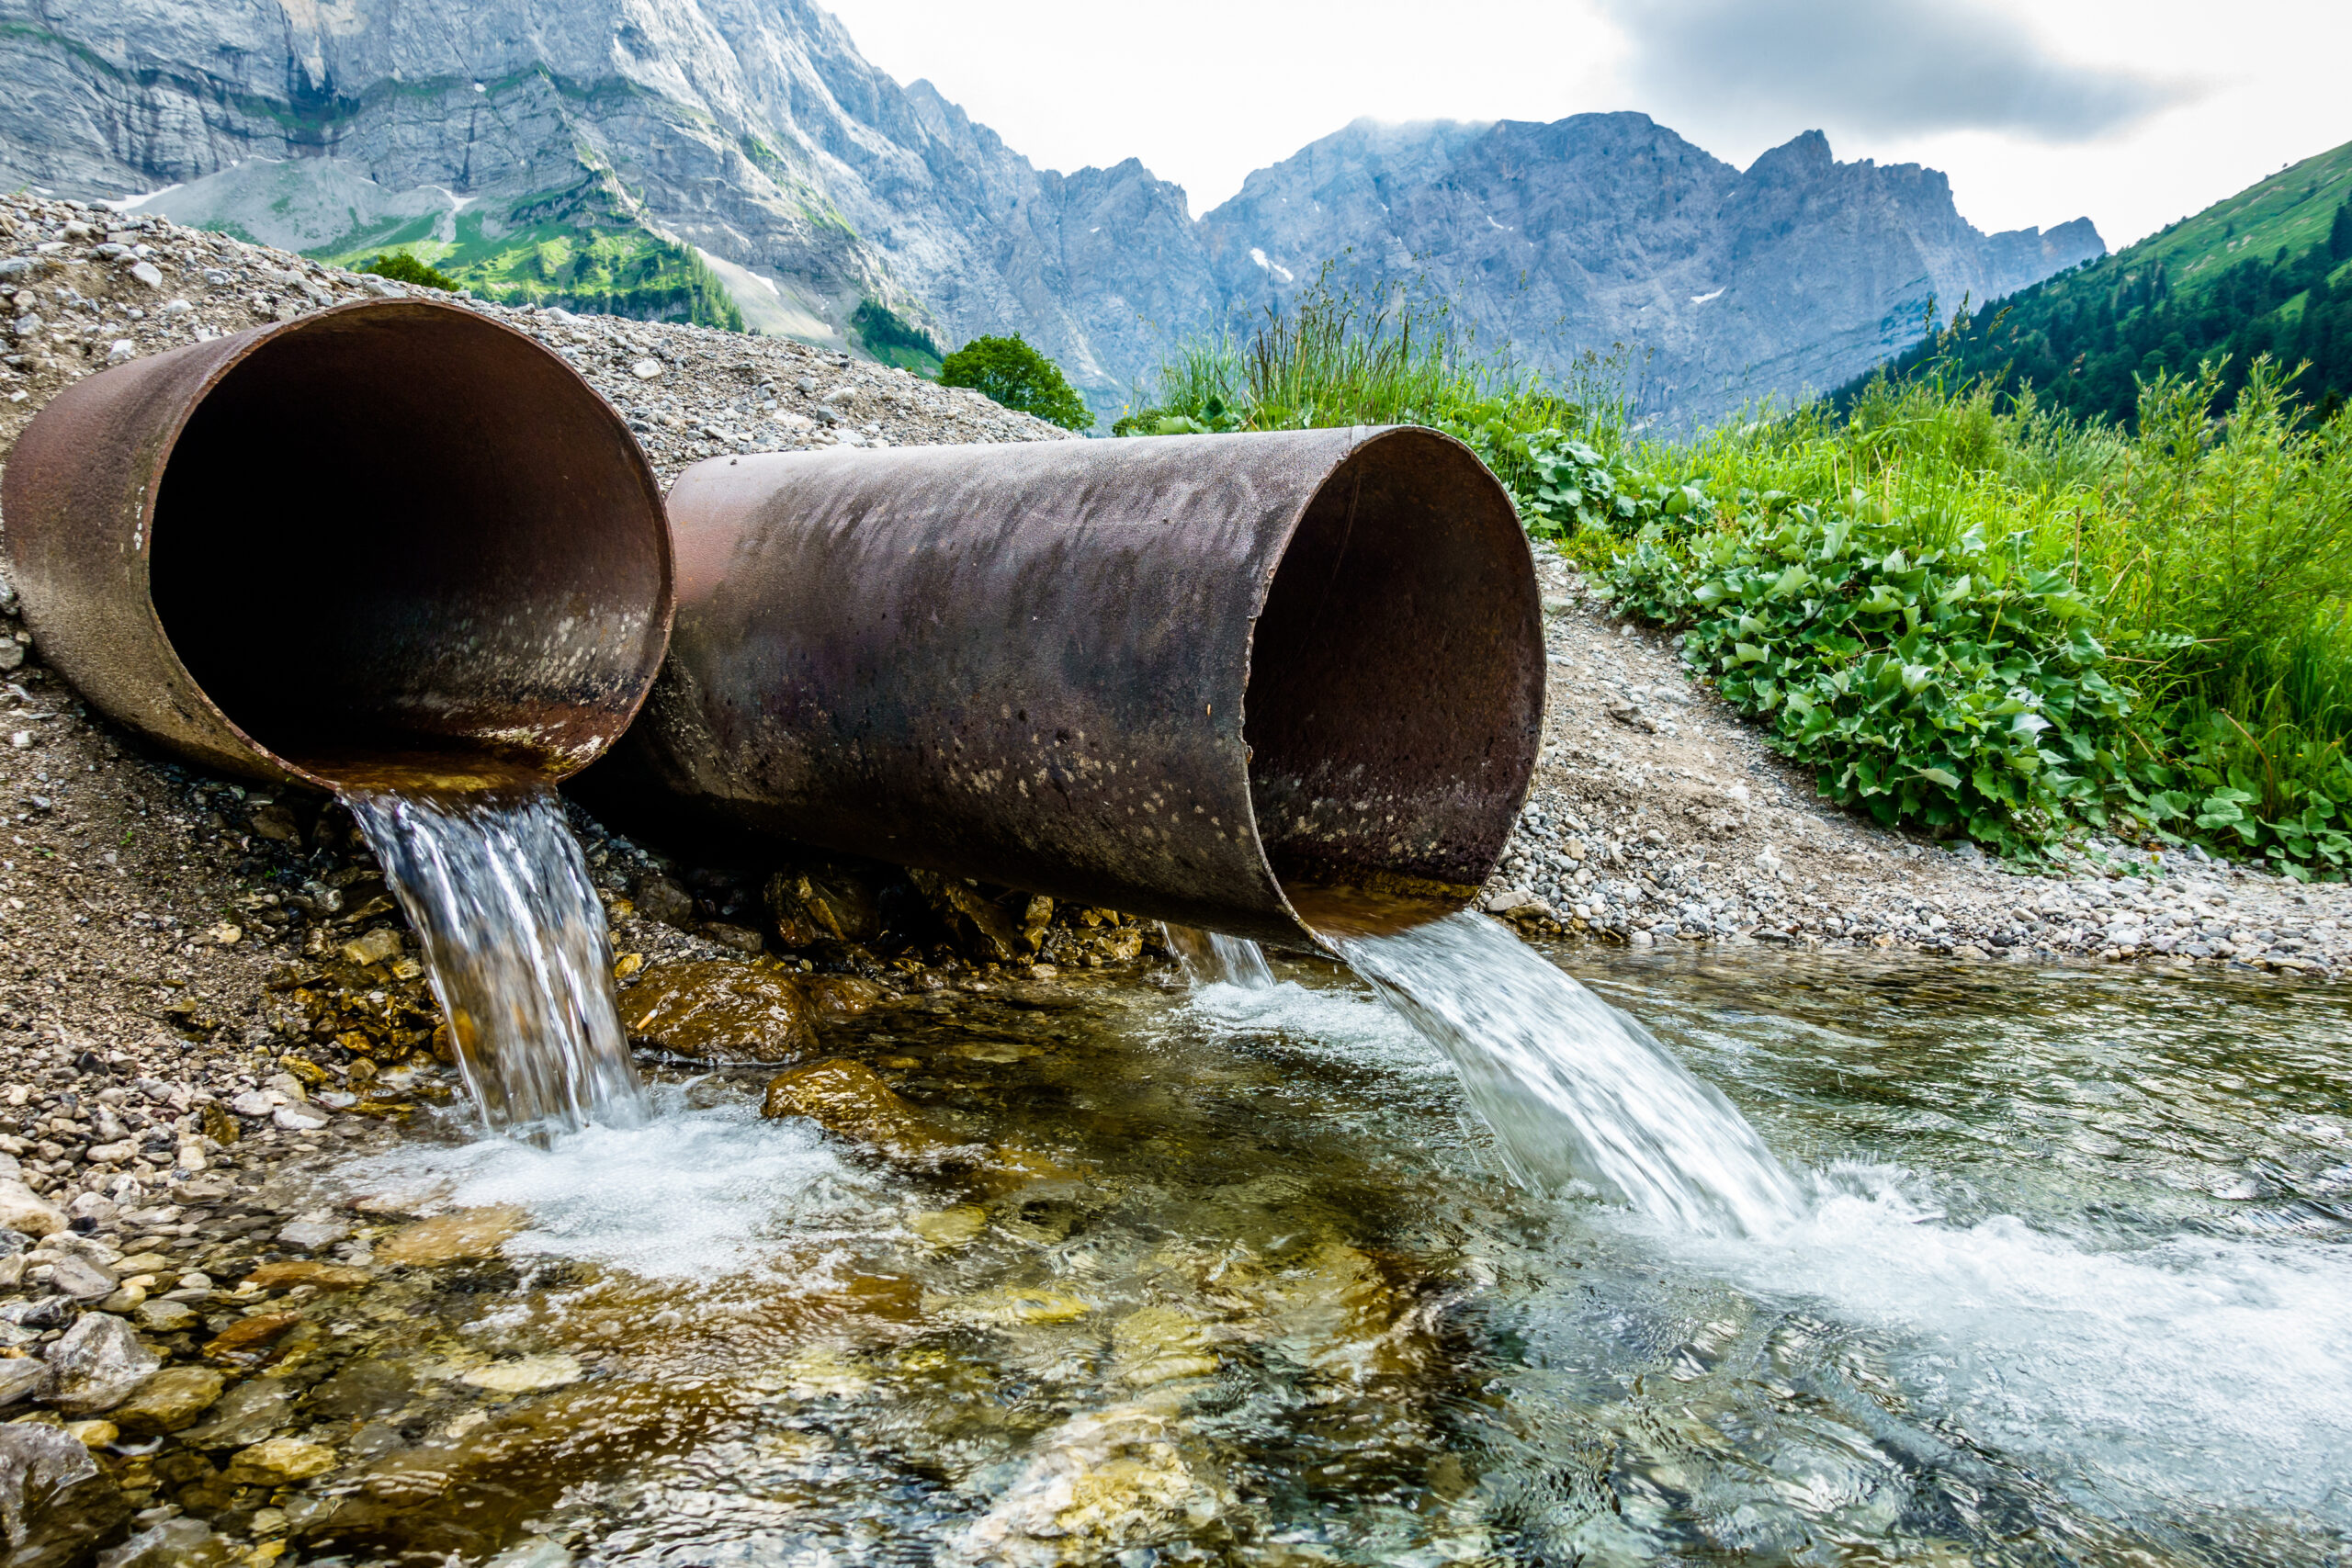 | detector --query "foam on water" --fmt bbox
[1161,922,1276,988]
[1642,1167,2352,1517]
[345,1087,878,1280]
[345,782,648,1142]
